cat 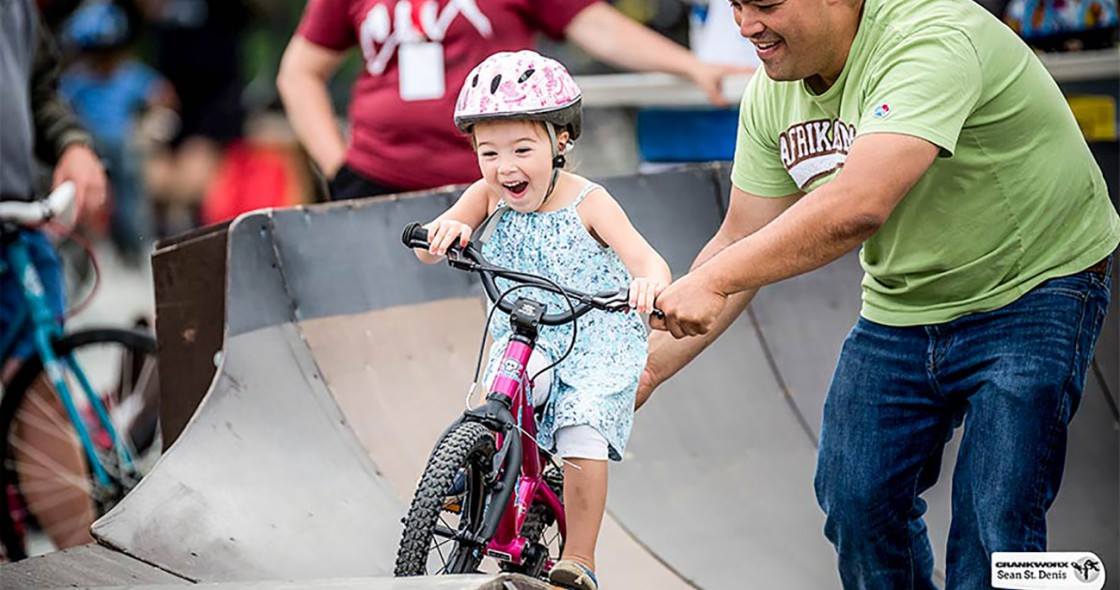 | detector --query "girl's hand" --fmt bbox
[629,277,666,315]
[425,219,473,257]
